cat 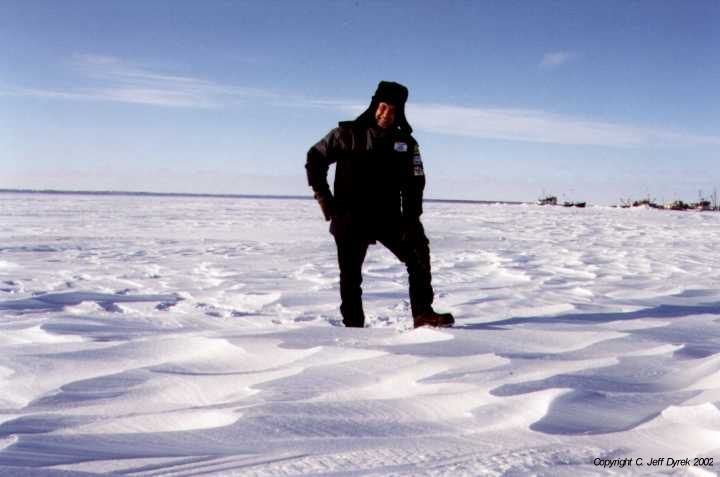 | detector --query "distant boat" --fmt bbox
[693,200,711,211]
[665,200,688,211]
[537,195,557,206]
[563,201,586,208]
[632,199,662,209]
